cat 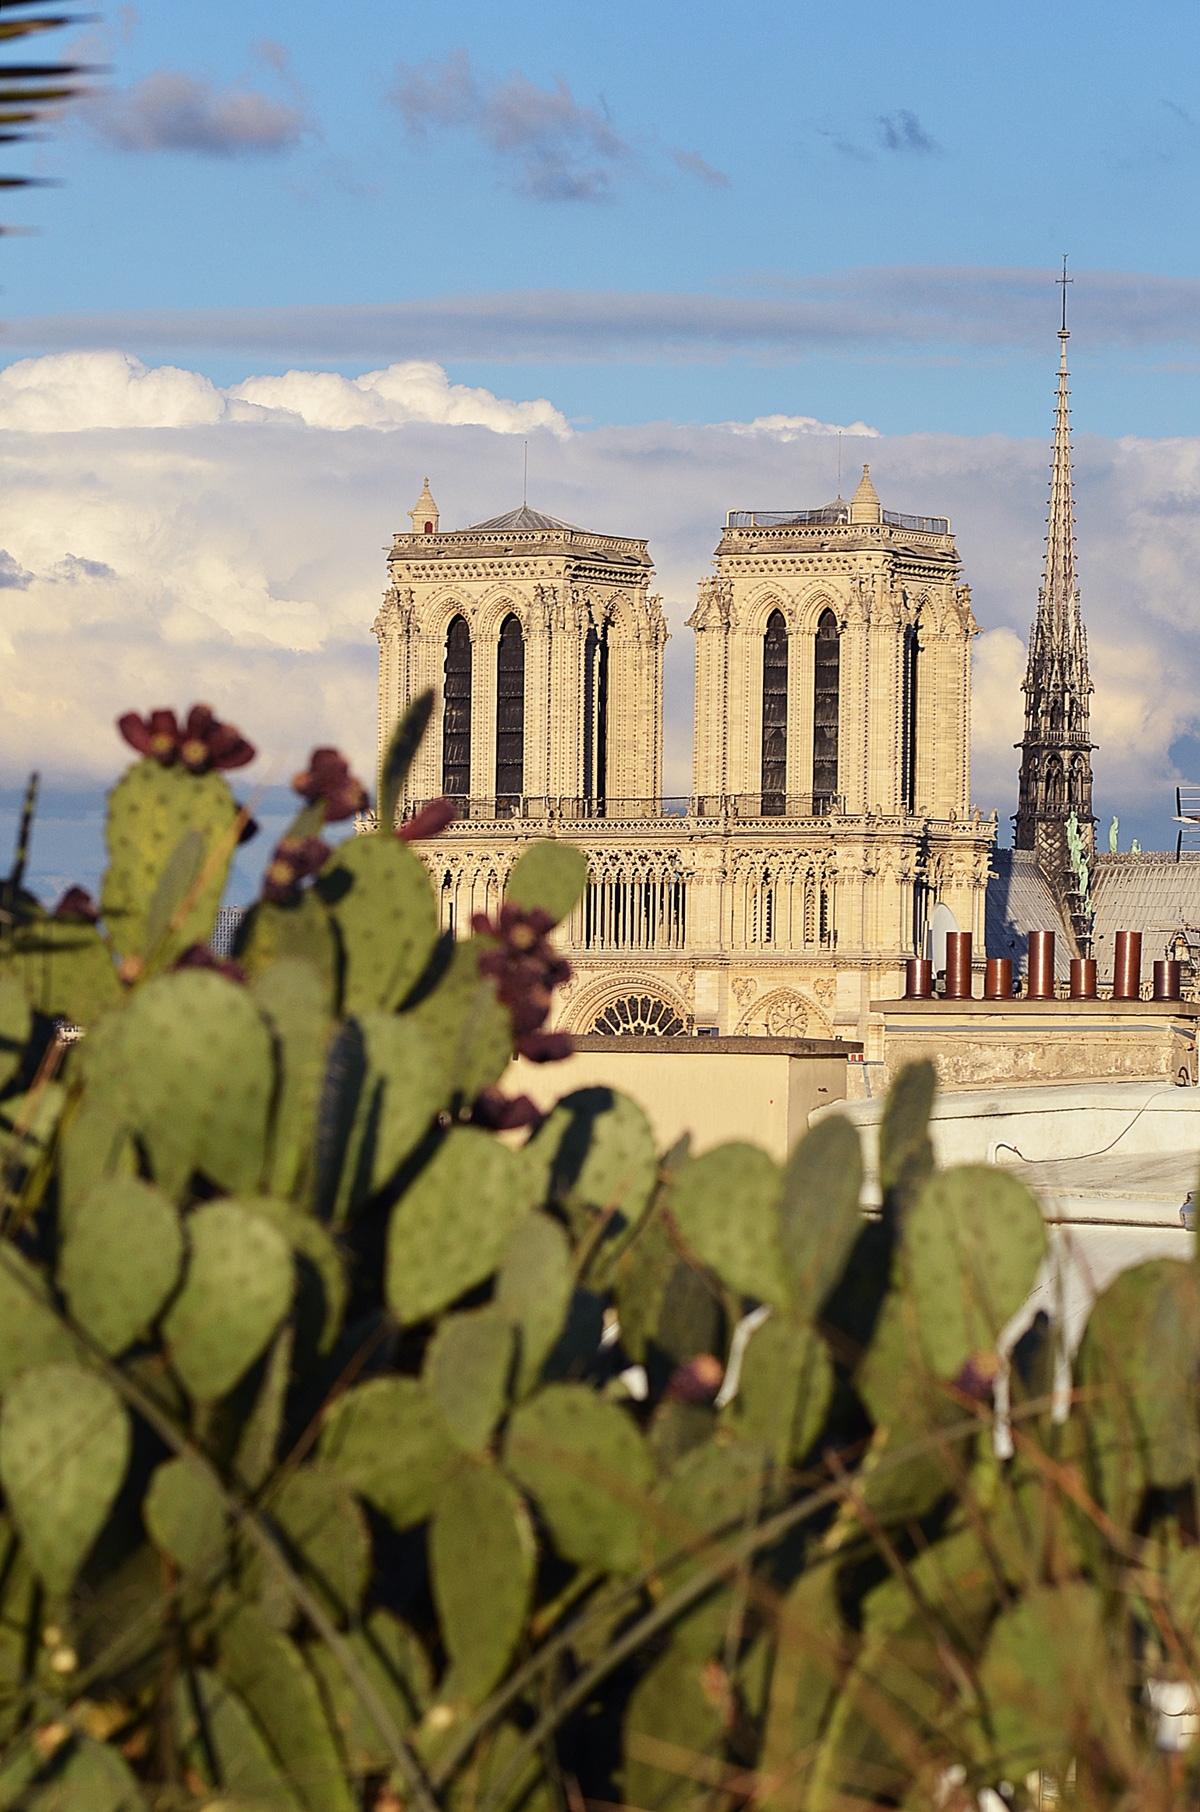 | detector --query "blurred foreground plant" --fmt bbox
[0,696,1197,1809]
